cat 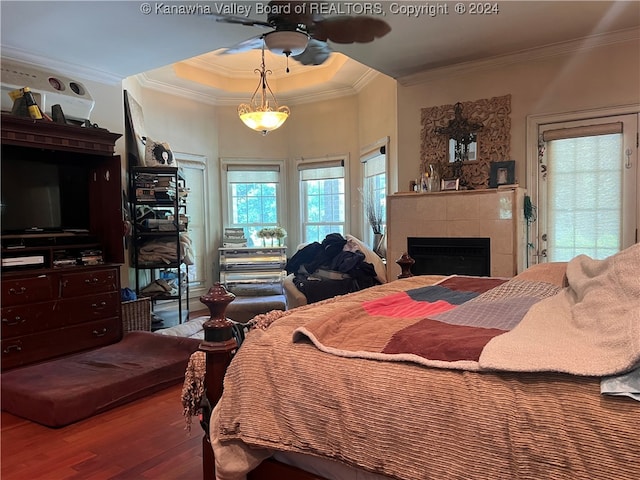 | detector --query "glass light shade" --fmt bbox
[239,107,290,135]
[264,30,309,56]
